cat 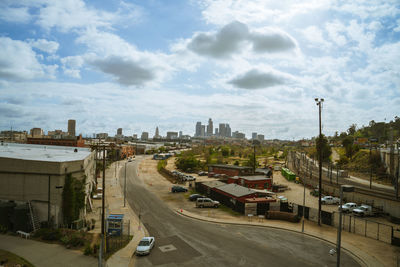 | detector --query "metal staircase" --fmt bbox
[27,201,40,232]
